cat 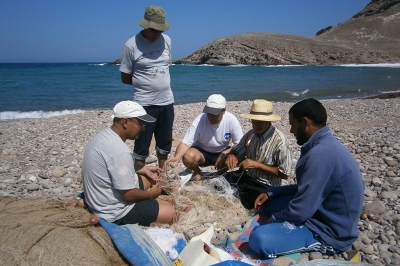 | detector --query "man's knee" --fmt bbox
[182,149,201,166]
[249,226,274,255]
[158,200,177,224]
